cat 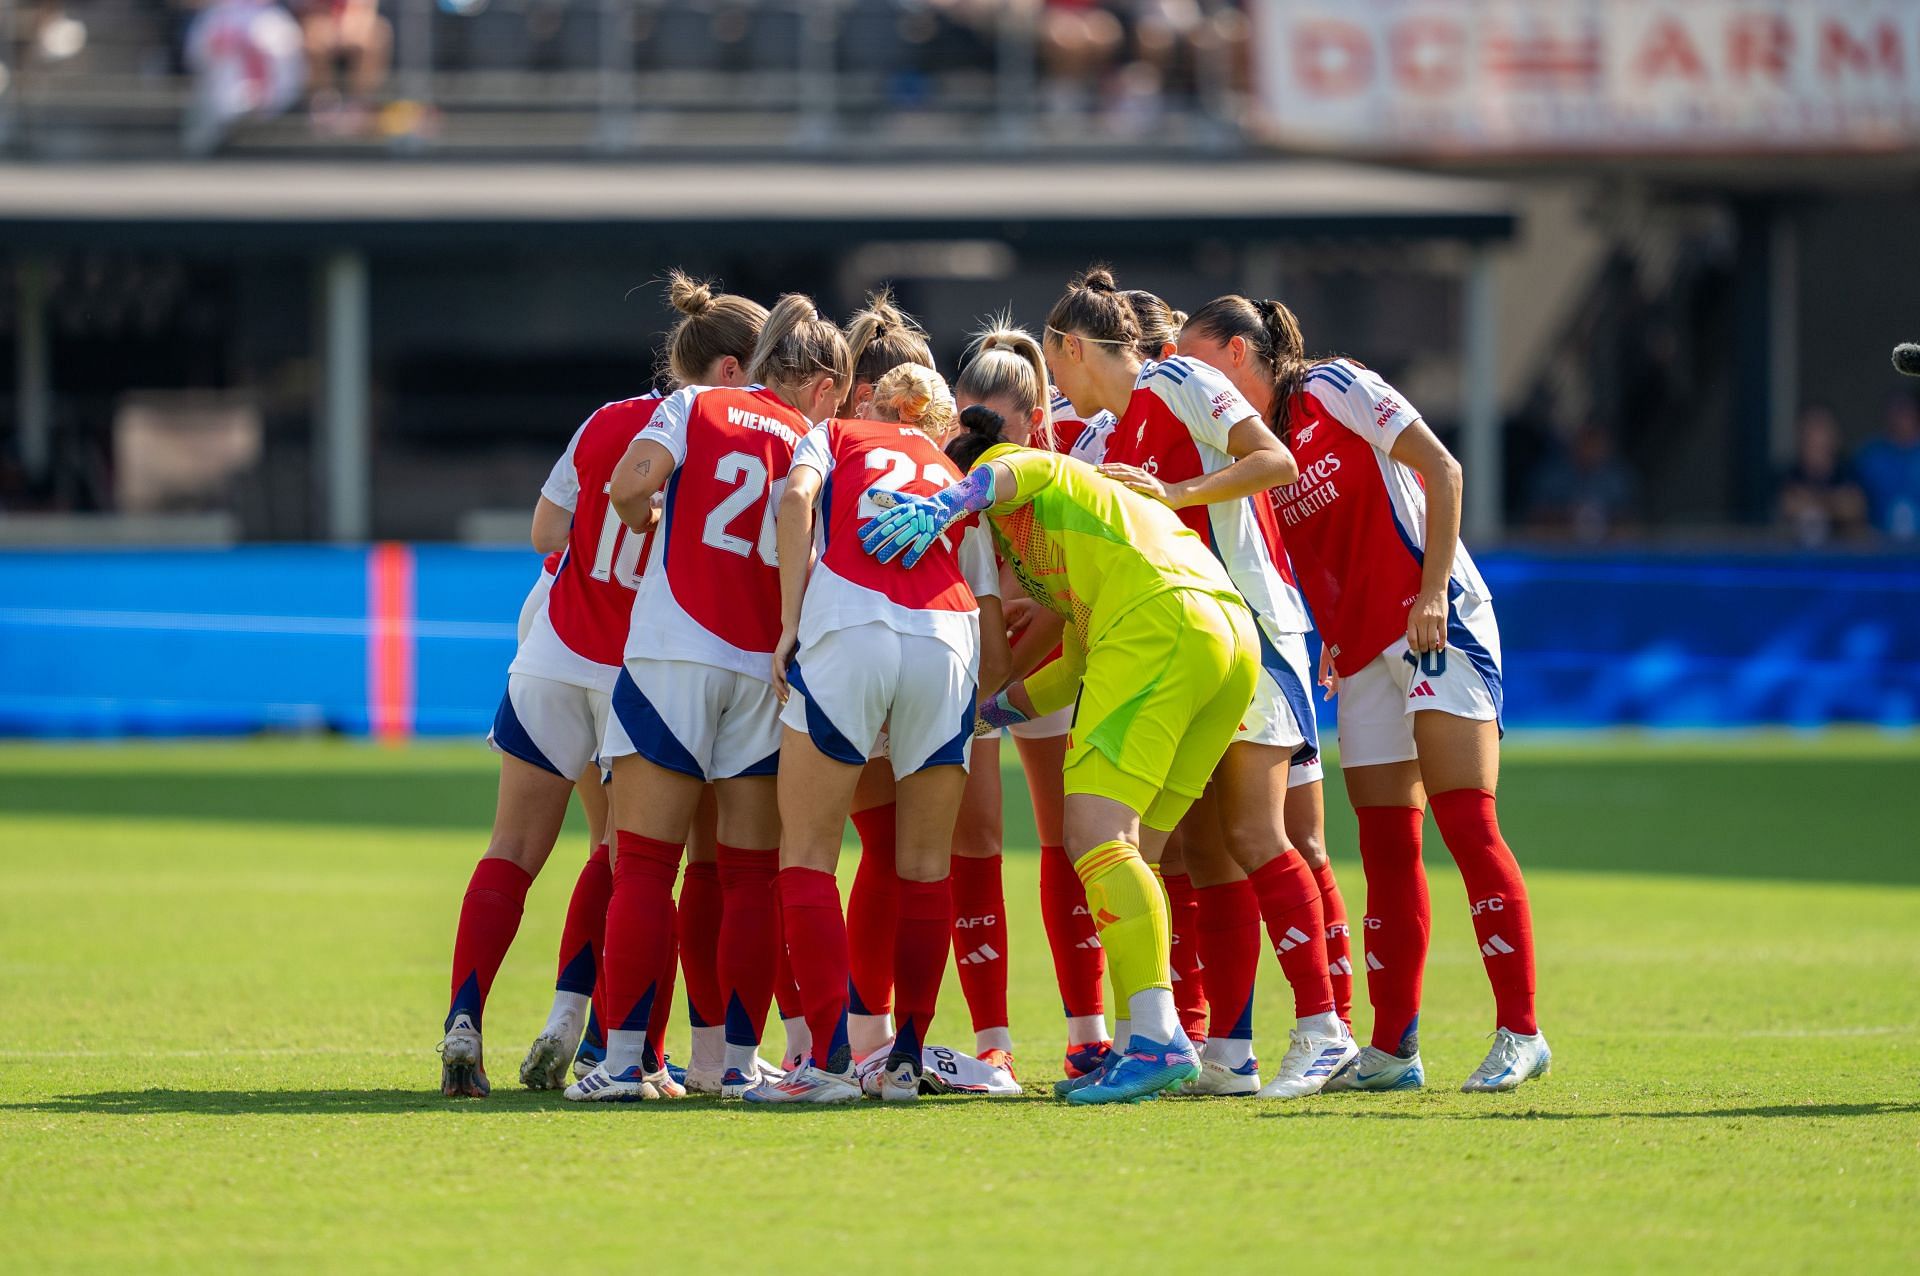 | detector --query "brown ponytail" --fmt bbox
[661,269,769,387]
[842,289,935,407]
[1043,264,1139,351]
[1123,289,1183,361]
[1184,293,1314,440]
[746,293,852,393]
